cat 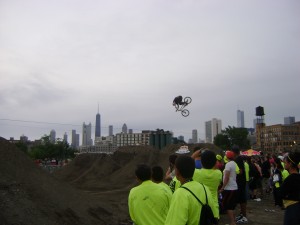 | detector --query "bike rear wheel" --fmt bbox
[184,97,192,104]
[181,109,190,117]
